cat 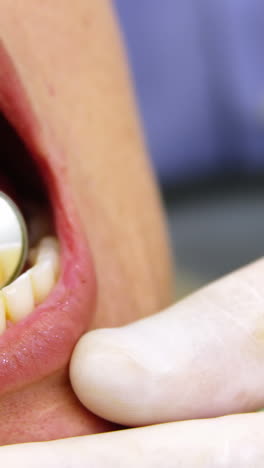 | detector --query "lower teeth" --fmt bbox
[0,236,59,332]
